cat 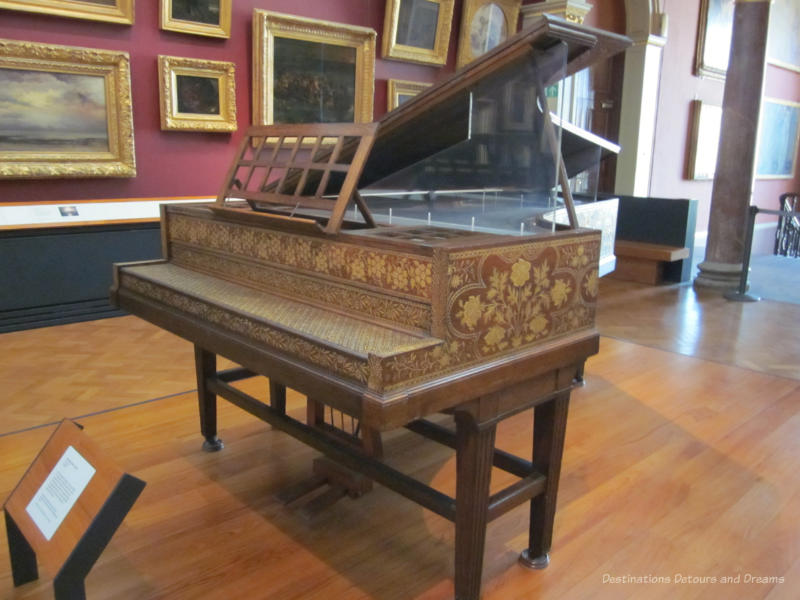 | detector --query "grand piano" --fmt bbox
[111,15,629,599]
